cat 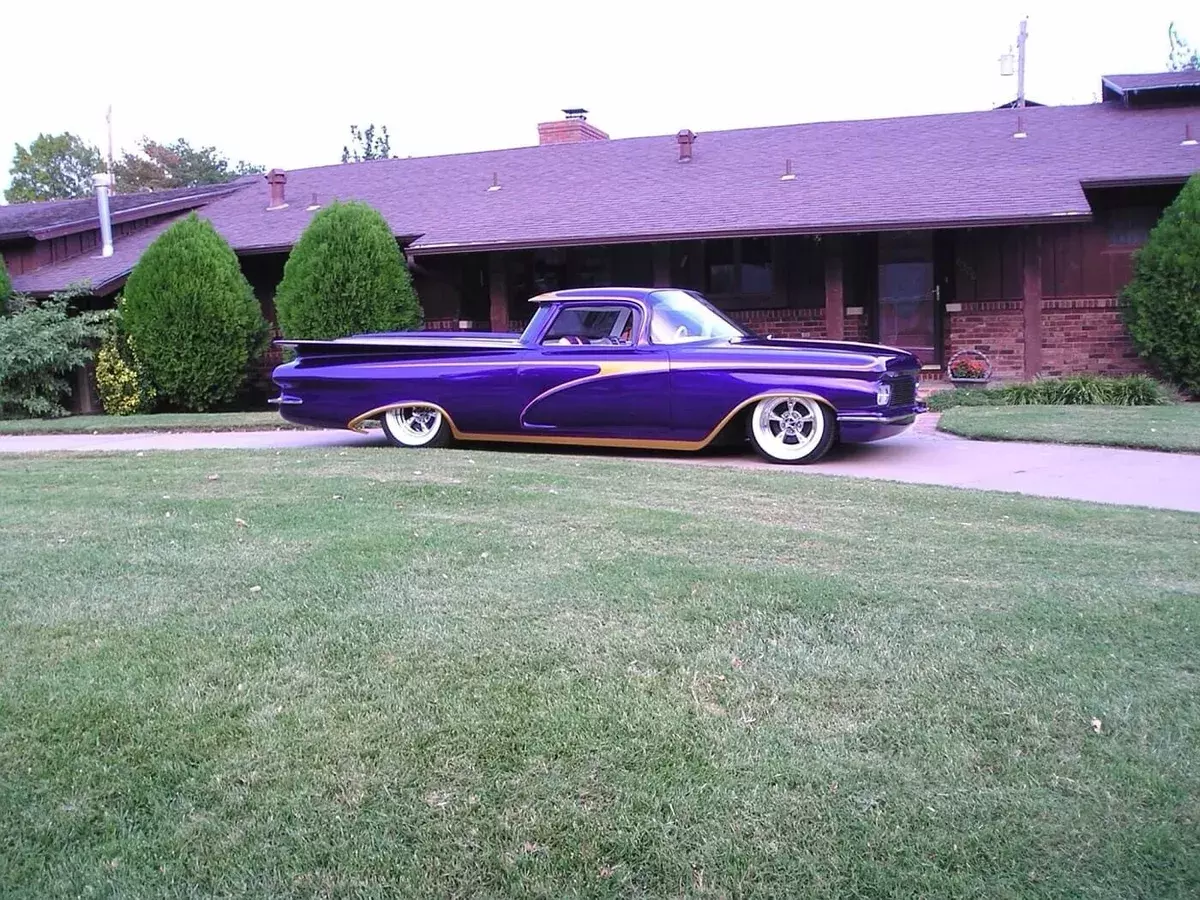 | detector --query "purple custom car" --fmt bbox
[271,288,922,464]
